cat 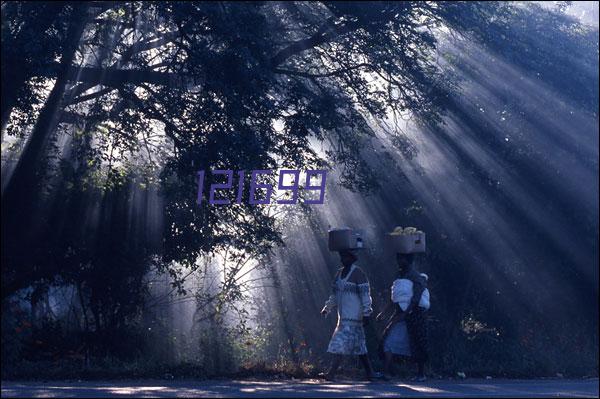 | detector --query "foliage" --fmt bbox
[1,1,598,378]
